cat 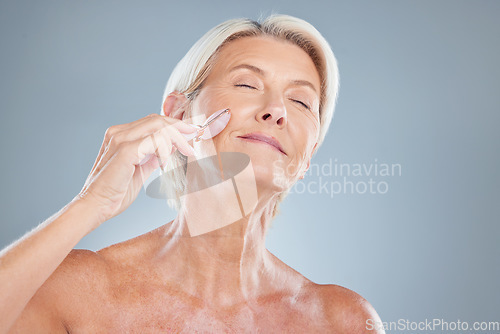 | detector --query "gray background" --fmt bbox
[1,0,499,330]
